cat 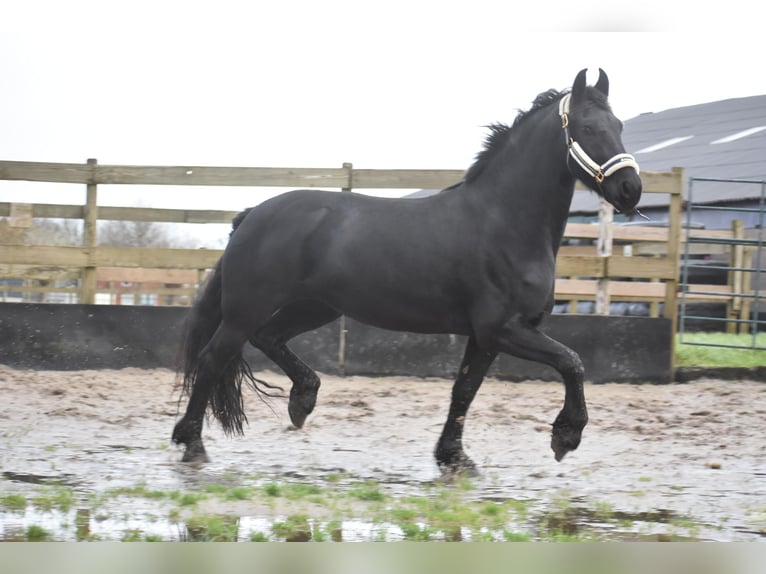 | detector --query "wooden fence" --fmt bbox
[1,159,687,323]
